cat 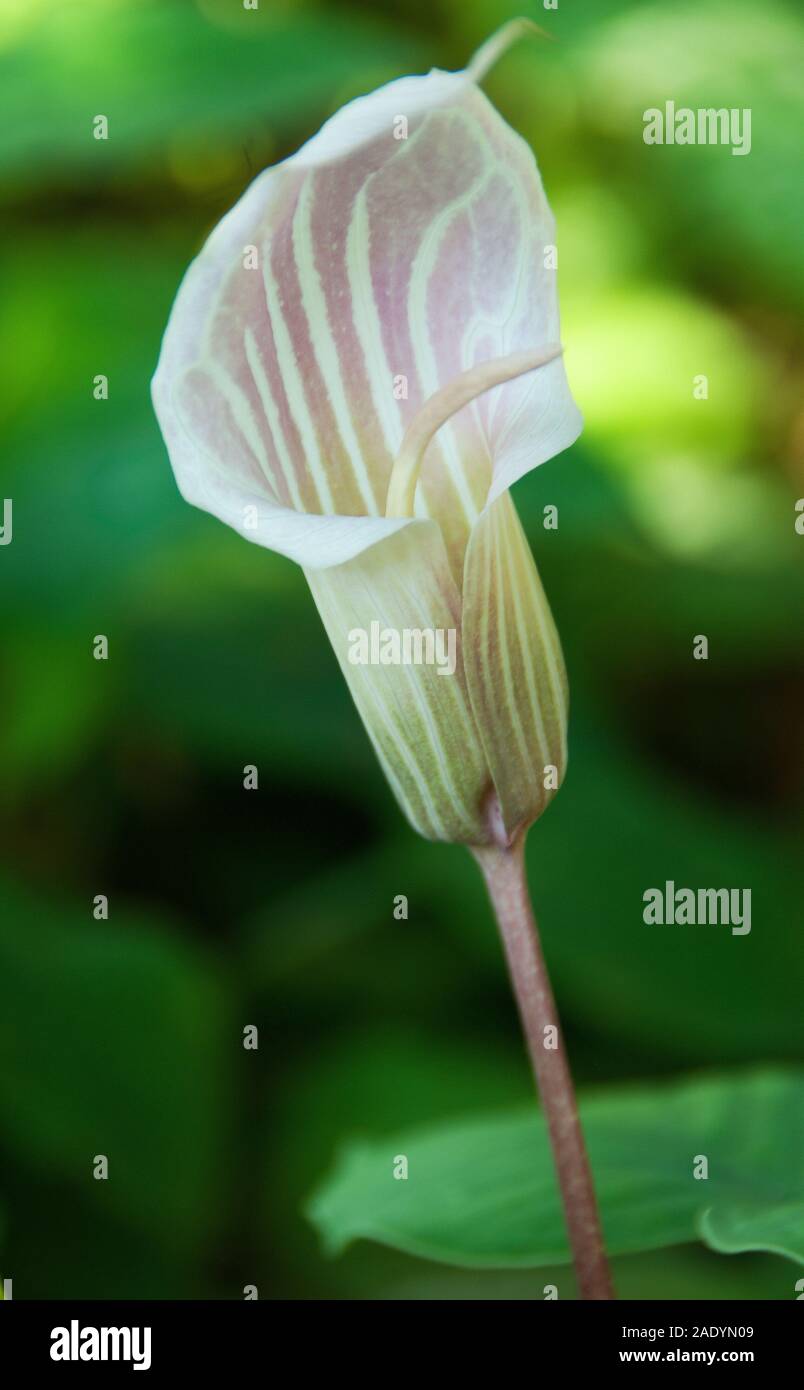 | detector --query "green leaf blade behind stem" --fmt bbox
[308,1069,804,1269]
[699,1201,804,1266]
